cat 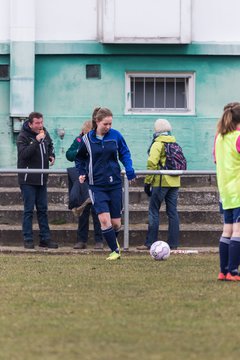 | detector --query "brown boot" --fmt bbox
[136,245,150,250]
[72,198,92,217]
[94,242,104,250]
